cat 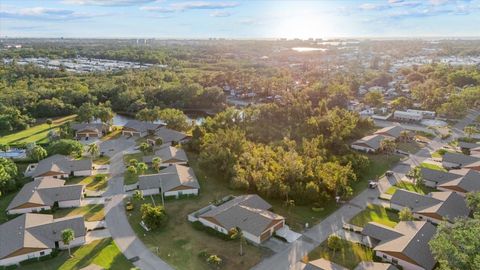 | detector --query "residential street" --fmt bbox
[102,137,174,270]
[252,109,479,270]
